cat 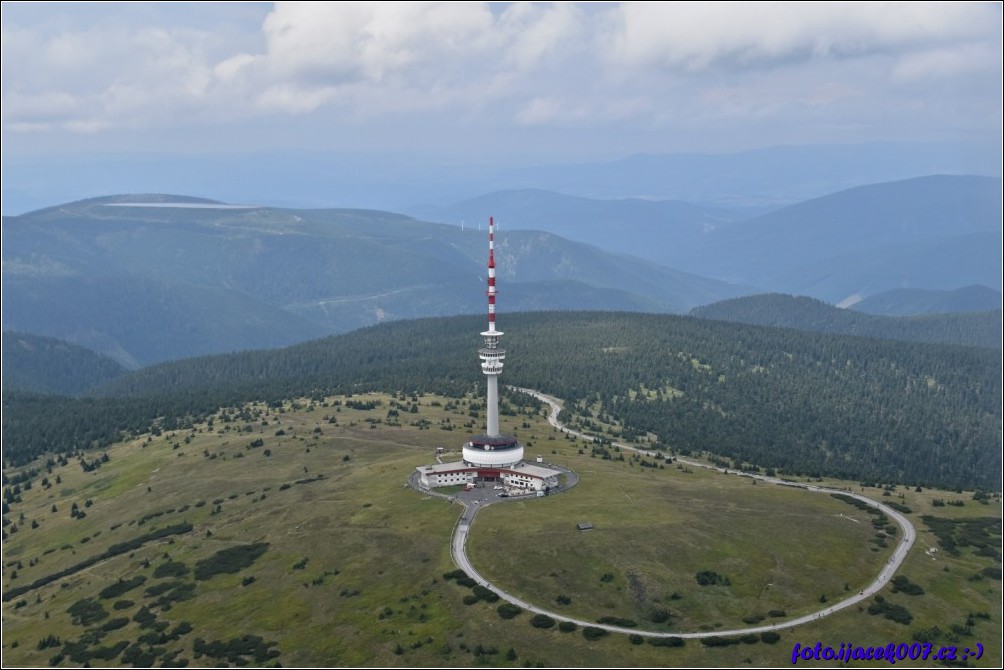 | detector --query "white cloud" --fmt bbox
[893,43,1003,81]
[253,2,495,83]
[214,52,260,83]
[256,82,339,115]
[606,1,999,72]
[496,2,585,71]
[0,1,1000,152]
[516,97,567,126]
[1,90,77,131]
[1,17,225,131]
[224,2,585,115]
